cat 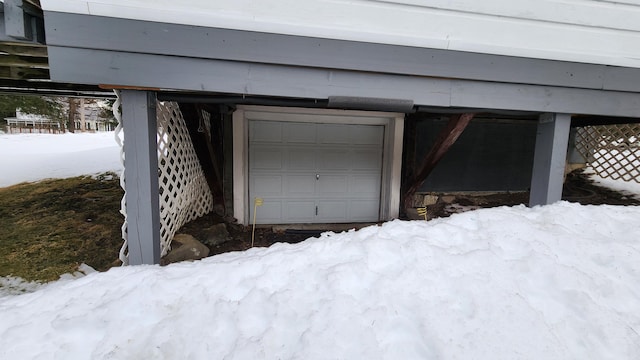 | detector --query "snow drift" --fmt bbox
[1,202,639,359]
